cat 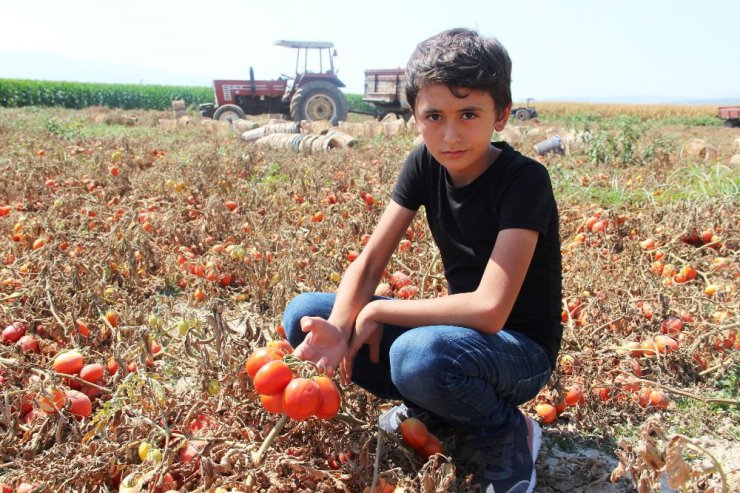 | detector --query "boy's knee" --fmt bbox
[282,292,334,347]
[389,332,445,397]
[282,293,313,346]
